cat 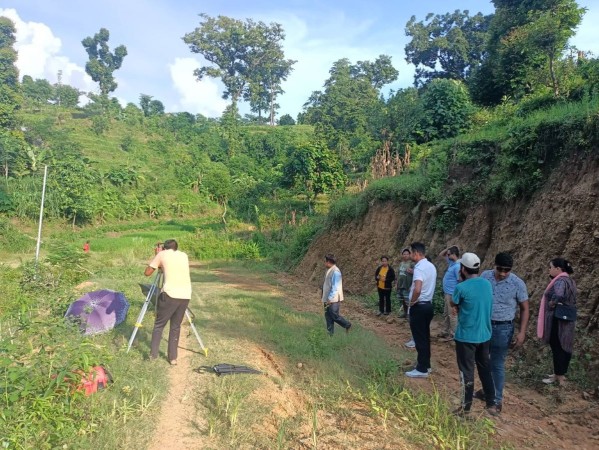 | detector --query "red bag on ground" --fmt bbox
[77,366,111,396]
